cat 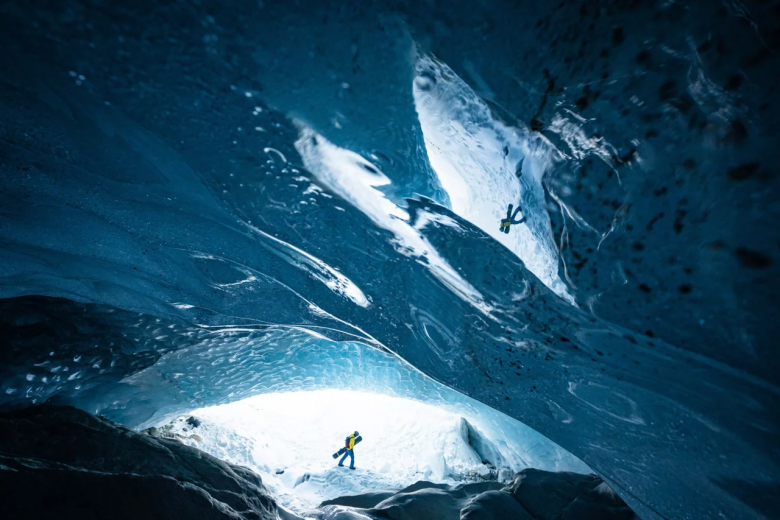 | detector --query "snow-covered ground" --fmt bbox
[158,389,573,515]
